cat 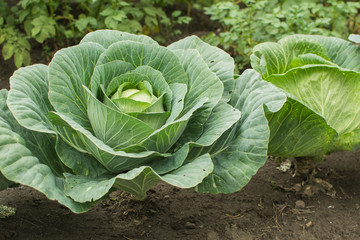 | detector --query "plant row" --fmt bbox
[0,29,359,213]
